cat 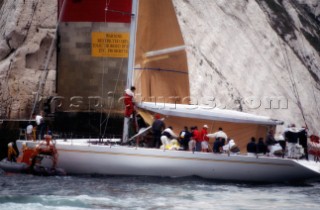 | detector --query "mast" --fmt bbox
[122,0,139,143]
[127,0,139,89]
